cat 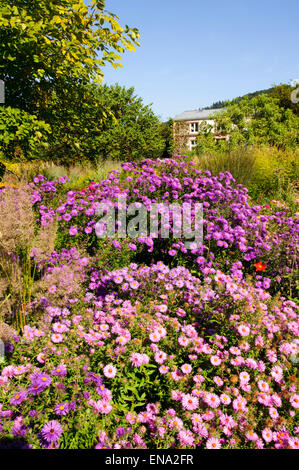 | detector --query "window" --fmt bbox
[190,139,197,149]
[190,122,198,133]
